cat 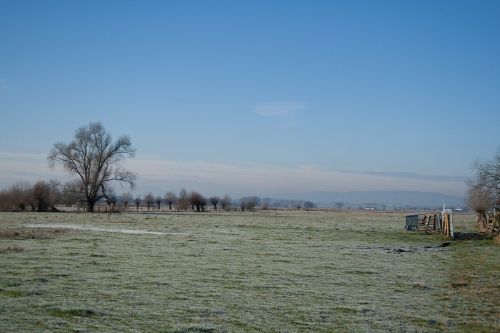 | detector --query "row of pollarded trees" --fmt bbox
[0,180,315,213]
[119,192,315,212]
[466,149,500,234]
[116,192,265,212]
[135,190,232,212]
